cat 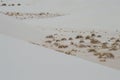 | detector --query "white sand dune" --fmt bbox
[0,34,120,80]
[0,0,120,70]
